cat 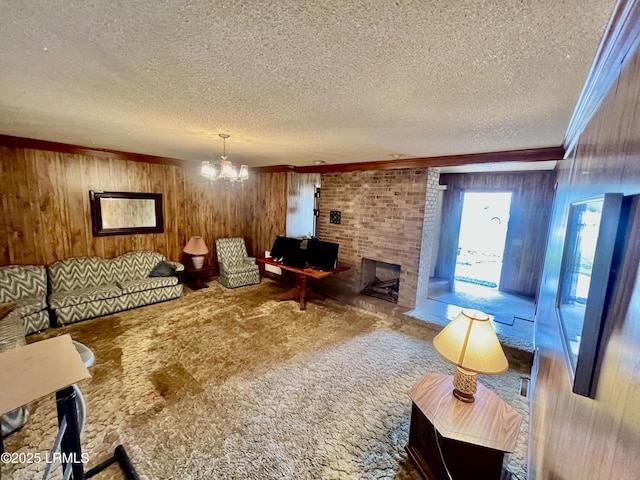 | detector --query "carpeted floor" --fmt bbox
[2,279,530,480]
